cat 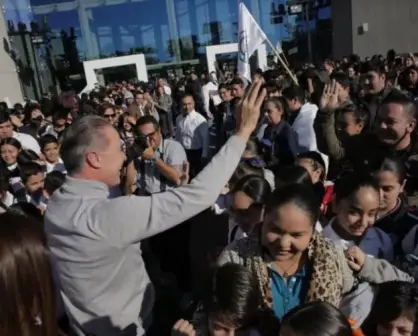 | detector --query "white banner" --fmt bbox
[237,3,267,81]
